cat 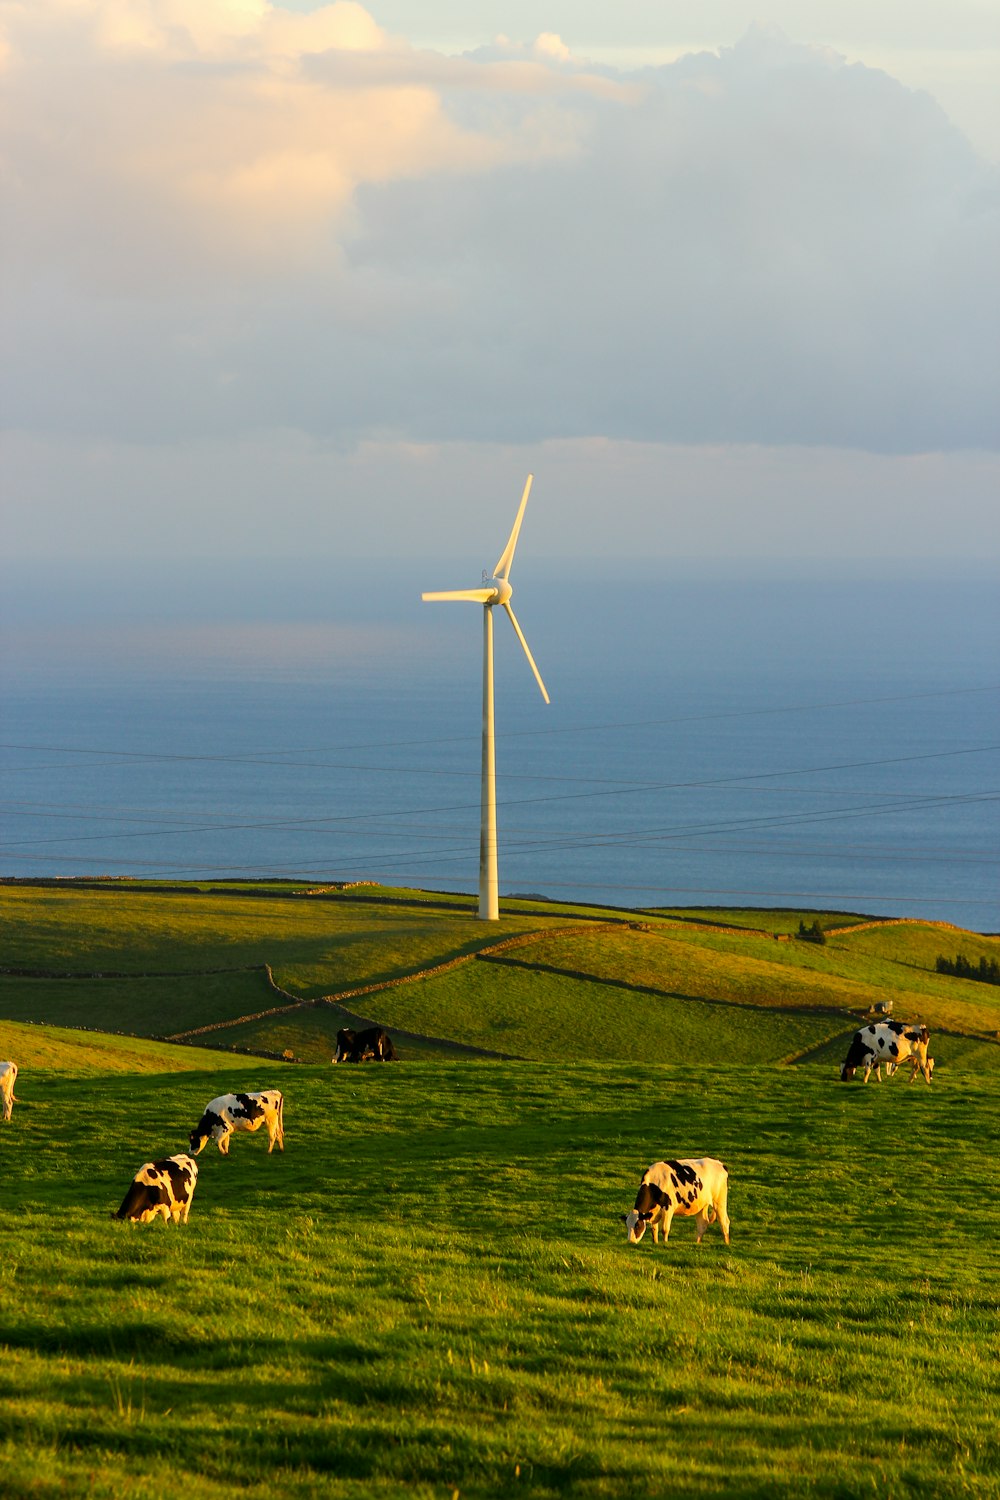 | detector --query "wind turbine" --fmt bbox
[422,474,549,921]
